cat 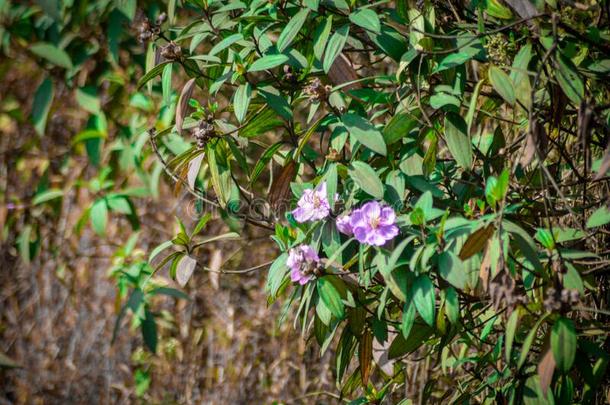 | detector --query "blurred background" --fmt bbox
[0,1,336,403]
